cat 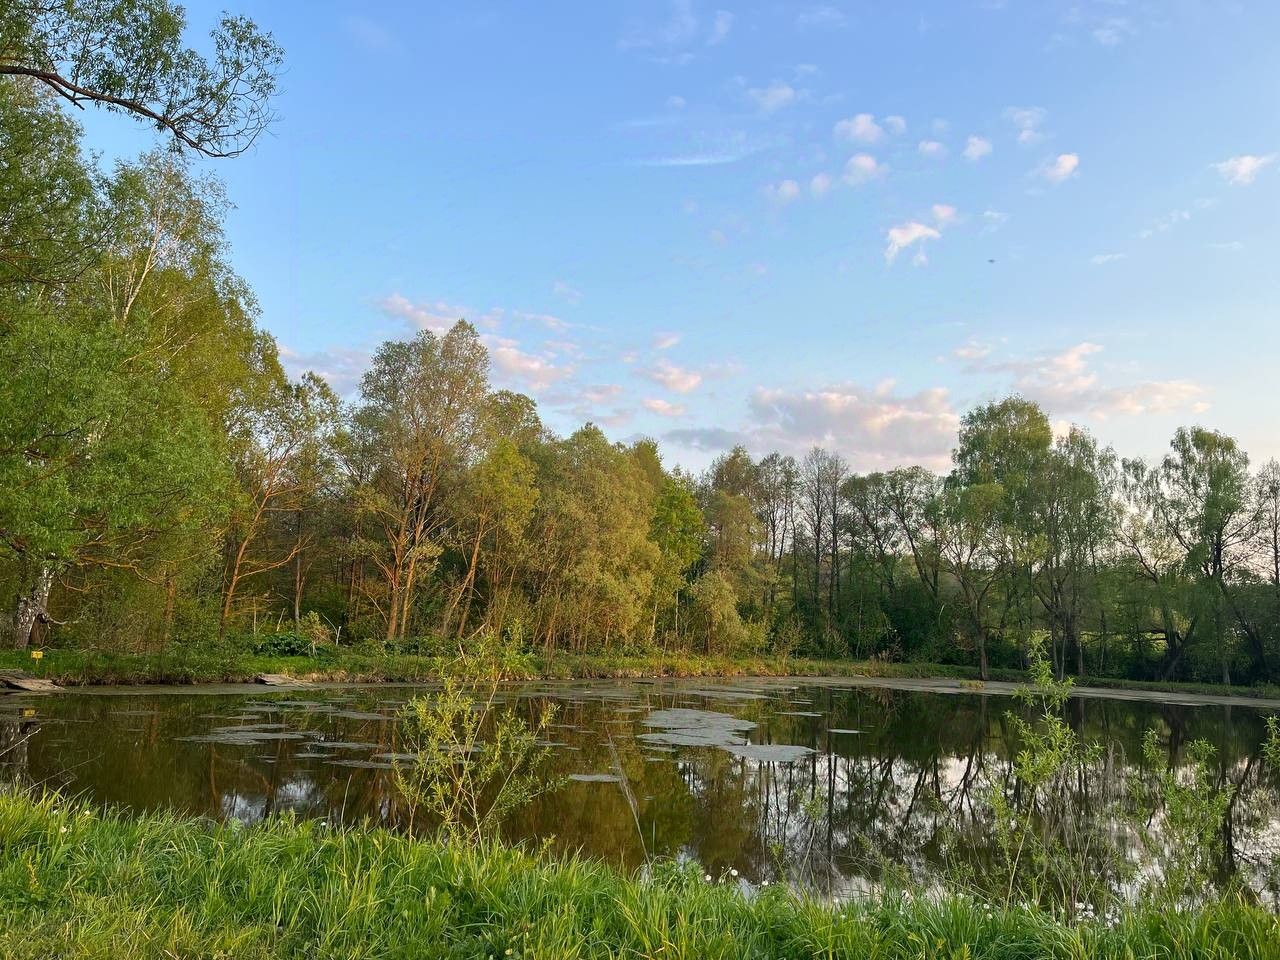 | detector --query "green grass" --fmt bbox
[0,793,1276,959]
[3,645,1278,702]
[0,645,978,686]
